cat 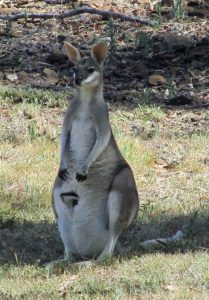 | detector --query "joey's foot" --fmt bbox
[58,168,69,181]
[76,173,87,182]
